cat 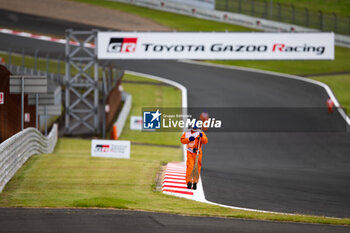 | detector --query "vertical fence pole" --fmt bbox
[291,5,295,24]
[264,1,268,18]
[251,0,255,16]
[319,10,323,31]
[36,93,39,129]
[238,0,242,13]
[102,71,107,139]
[278,3,281,21]
[21,50,25,73]
[108,66,112,91]
[305,8,309,27]
[21,76,24,131]
[57,55,62,75]
[269,0,273,19]
[8,48,11,69]
[225,0,228,11]
[46,53,49,76]
[34,49,39,73]
[45,105,47,136]
[333,13,337,33]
